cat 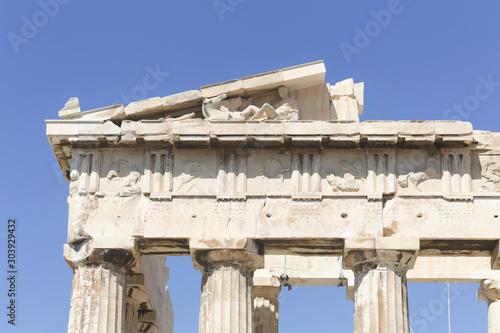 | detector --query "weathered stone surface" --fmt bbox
[201,80,245,99]
[161,90,202,110]
[125,97,163,118]
[253,269,281,333]
[46,61,500,333]
[329,79,364,121]
[344,239,418,333]
[242,70,284,95]
[478,279,500,333]
[282,60,325,90]
[125,287,149,333]
[59,97,81,119]
[191,239,263,333]
[68,264,127,333]
[138,256,174,333]
[81,104,126,121]
[493,241,500,270]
